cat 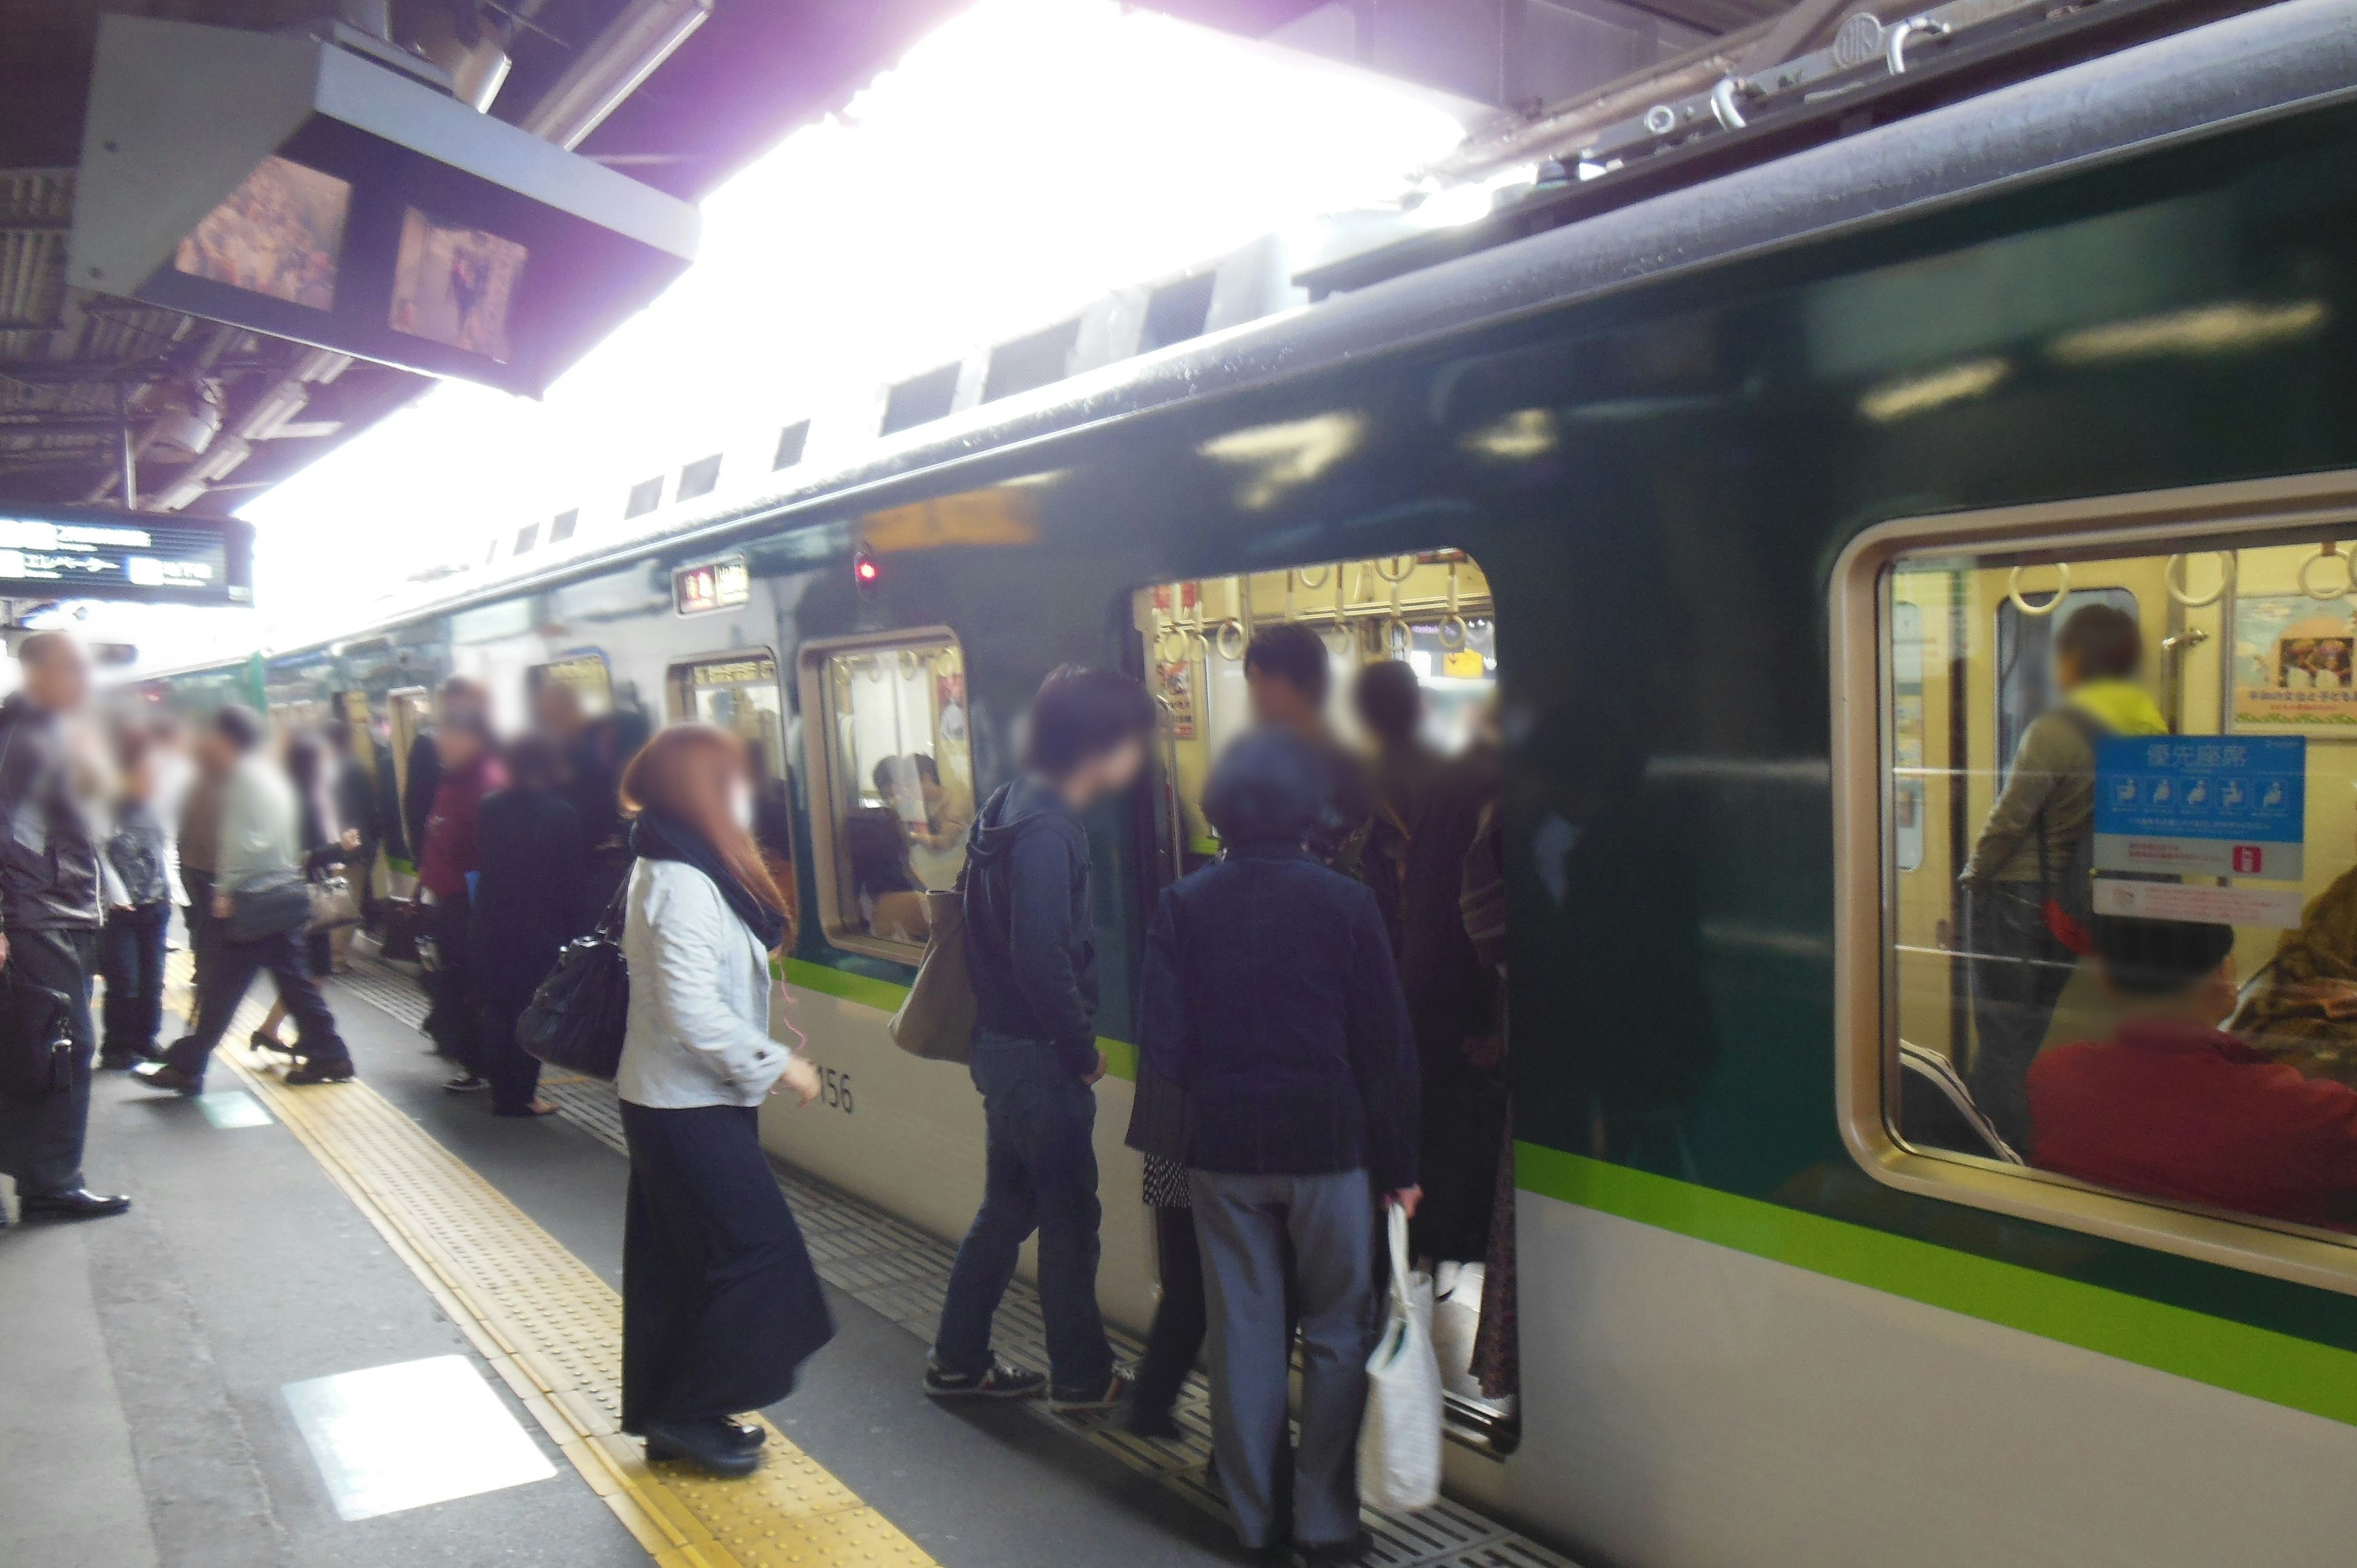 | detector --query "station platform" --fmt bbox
[1,962,1566,1568]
